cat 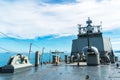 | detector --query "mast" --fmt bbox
[86,17,92,52]
[28,43,32,60]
